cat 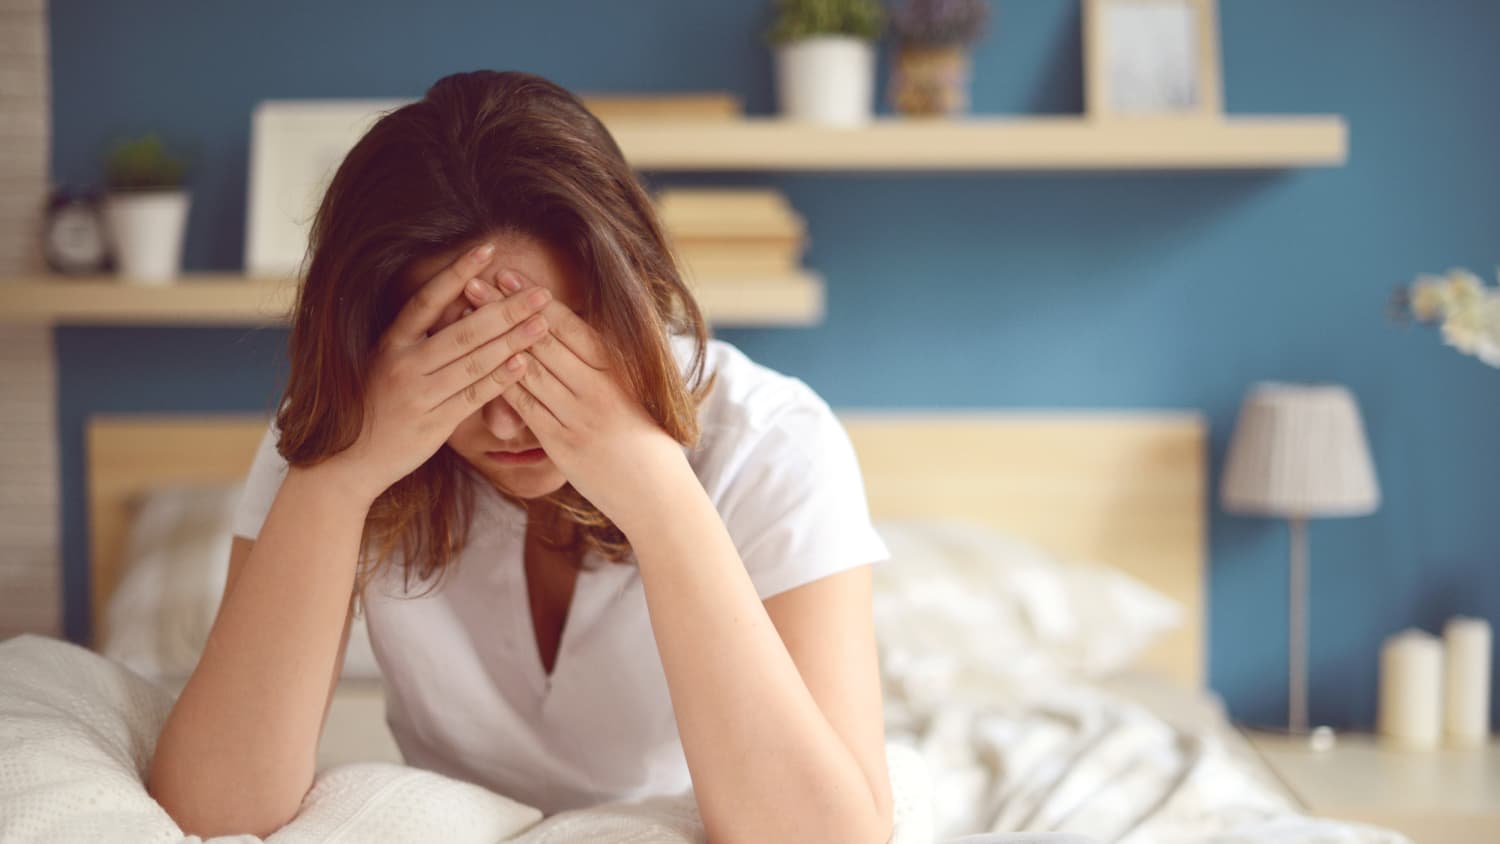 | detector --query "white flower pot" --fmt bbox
[775,36,876,126]
[104,190,190,285]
